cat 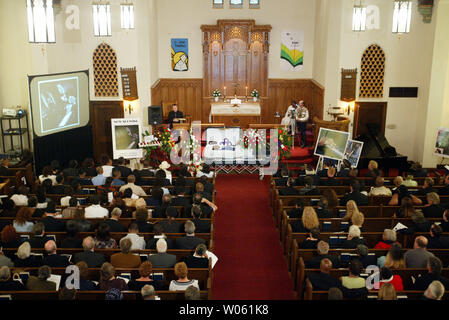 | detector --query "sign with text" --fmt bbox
[111,118,142,159]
